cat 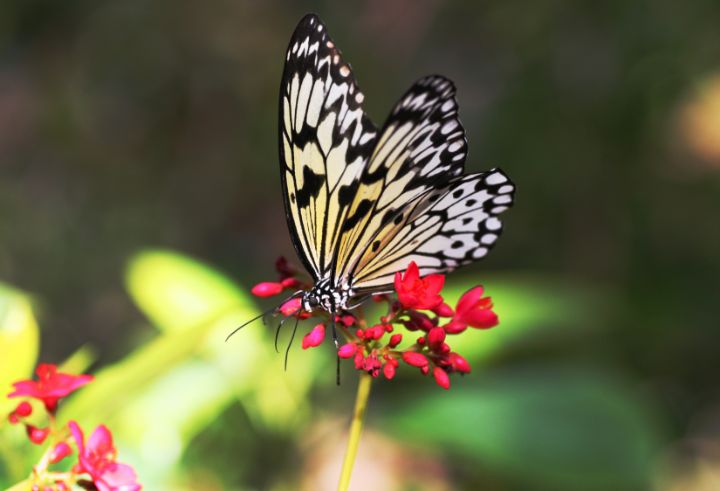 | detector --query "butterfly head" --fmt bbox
[301,277,354,313]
